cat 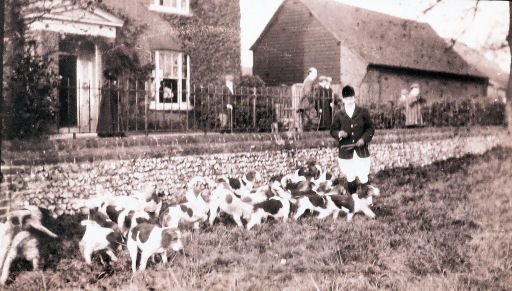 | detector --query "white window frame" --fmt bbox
[150,50,192,111]
[149,0,190,16]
